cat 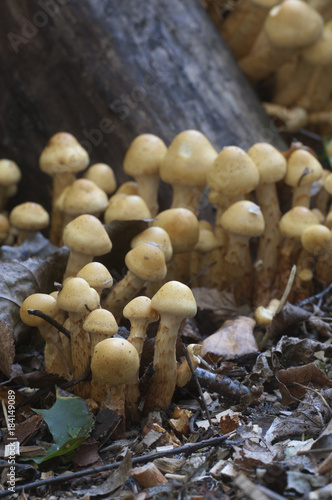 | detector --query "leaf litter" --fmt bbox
[1,225,332,500]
